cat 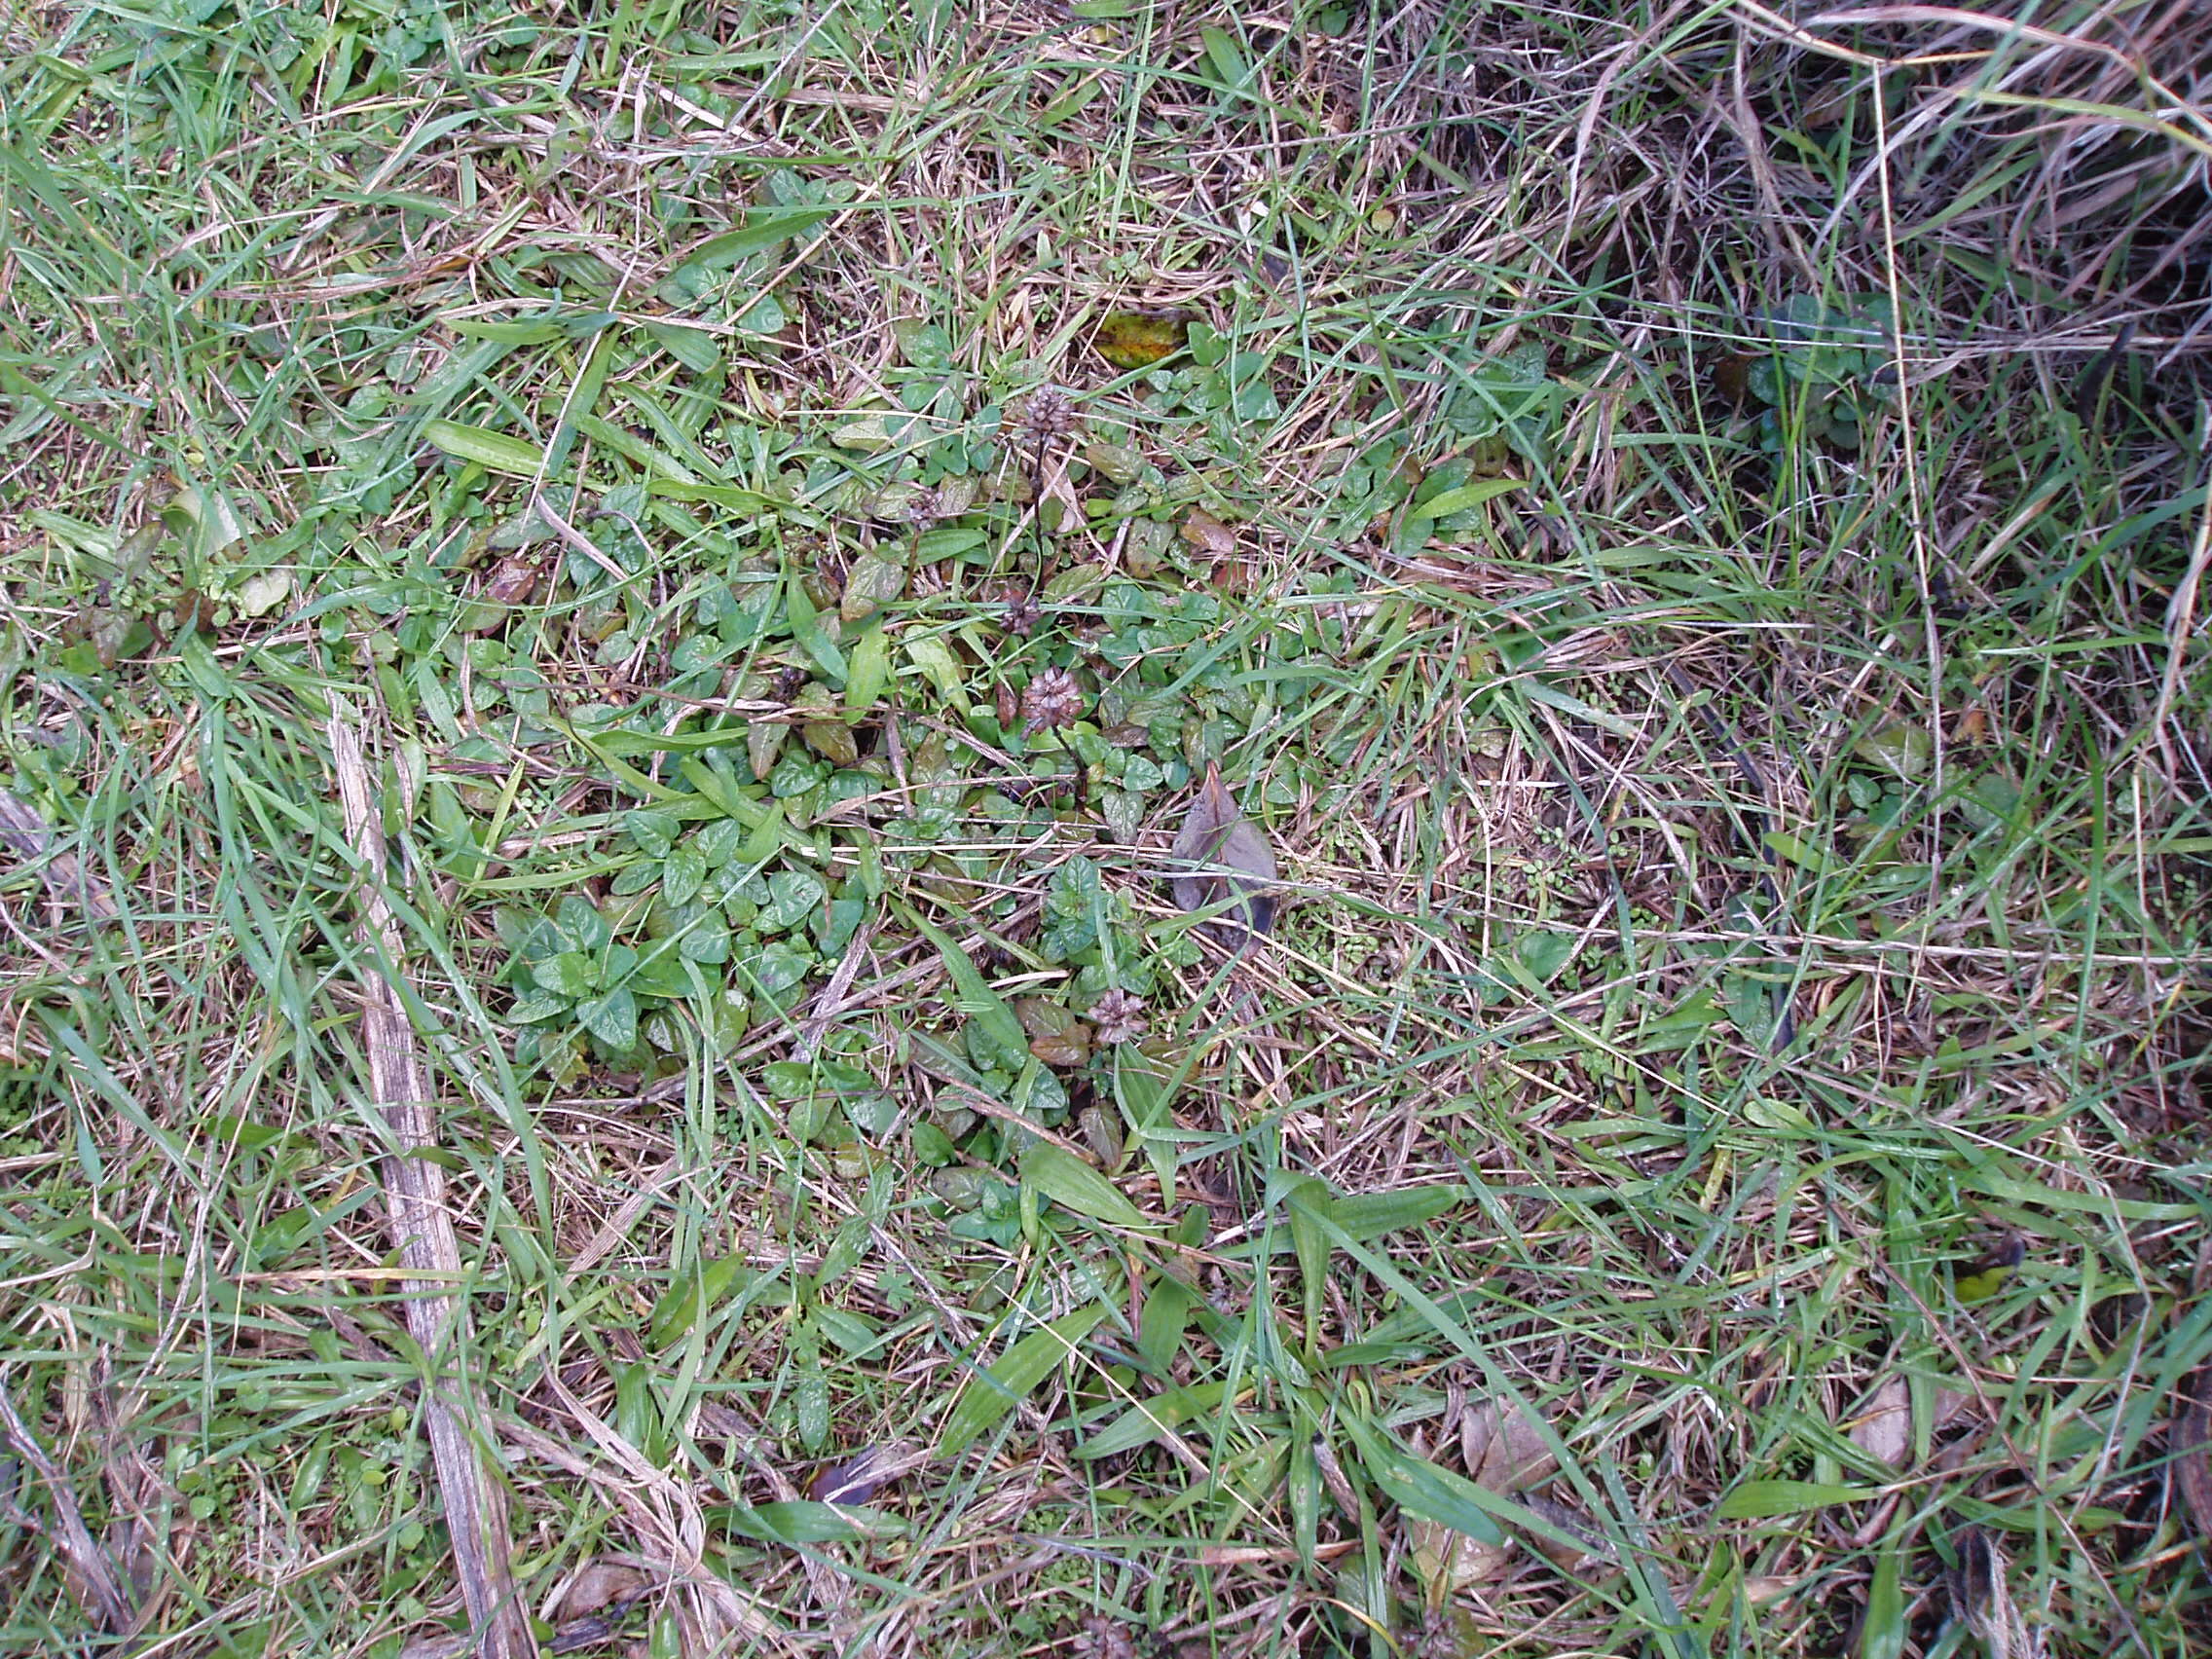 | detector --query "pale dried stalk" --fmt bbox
[328,715,530,1659]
